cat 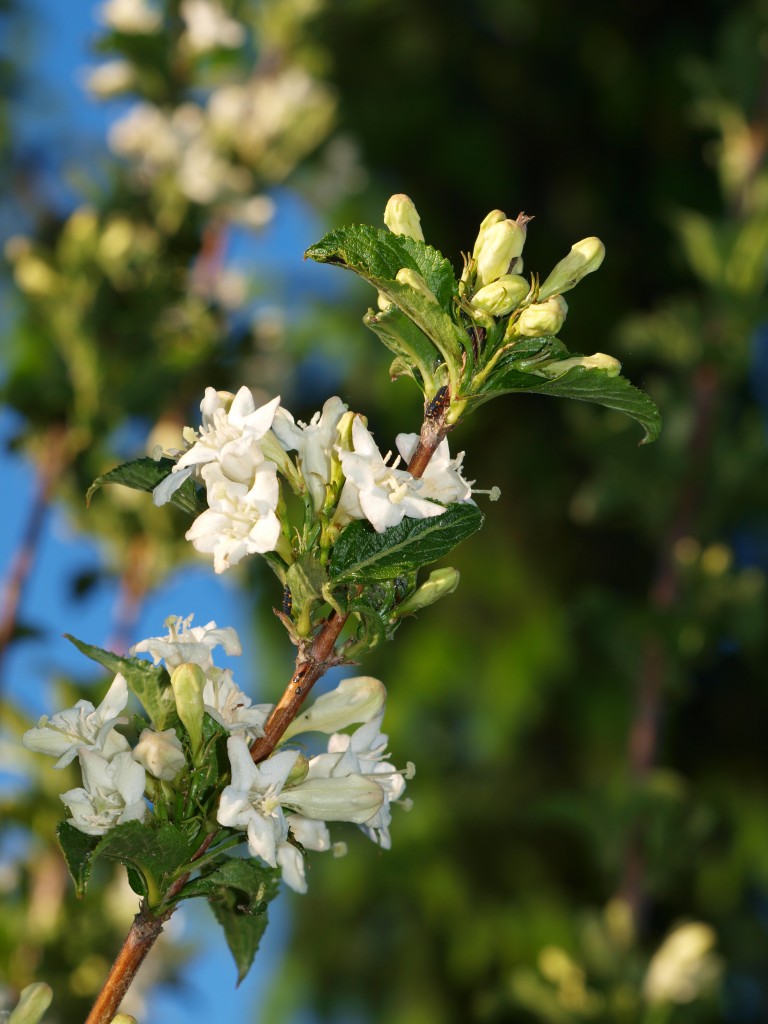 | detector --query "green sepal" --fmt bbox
[329,504,484,582]
[87,457,207,516]
[65,634,179,731]
[285,552,328,622]
[203,858,281,984]
[56,821,100,898]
